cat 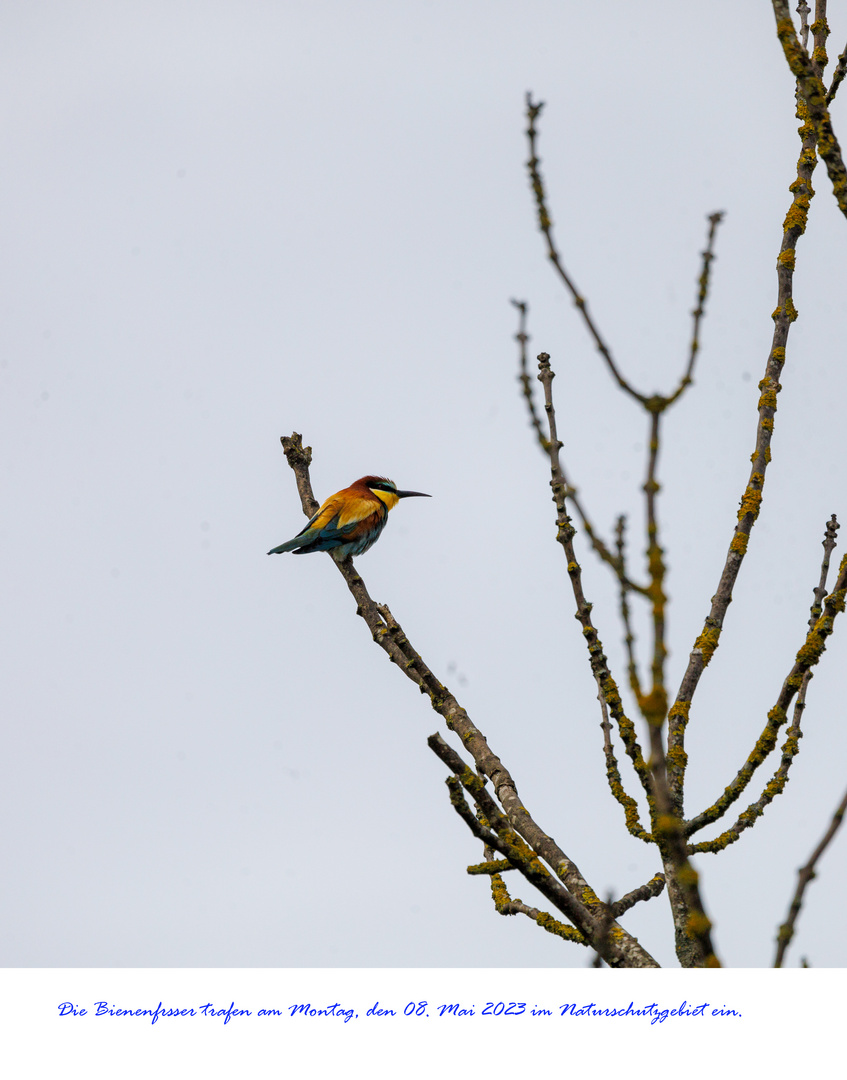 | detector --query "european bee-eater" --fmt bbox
[267,476,430,559]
